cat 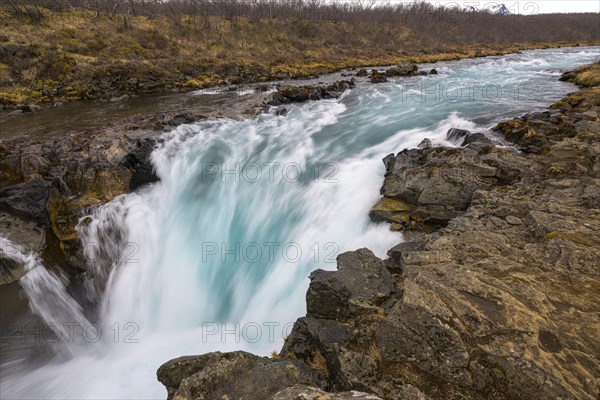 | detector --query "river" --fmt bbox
[1,46,598,399]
